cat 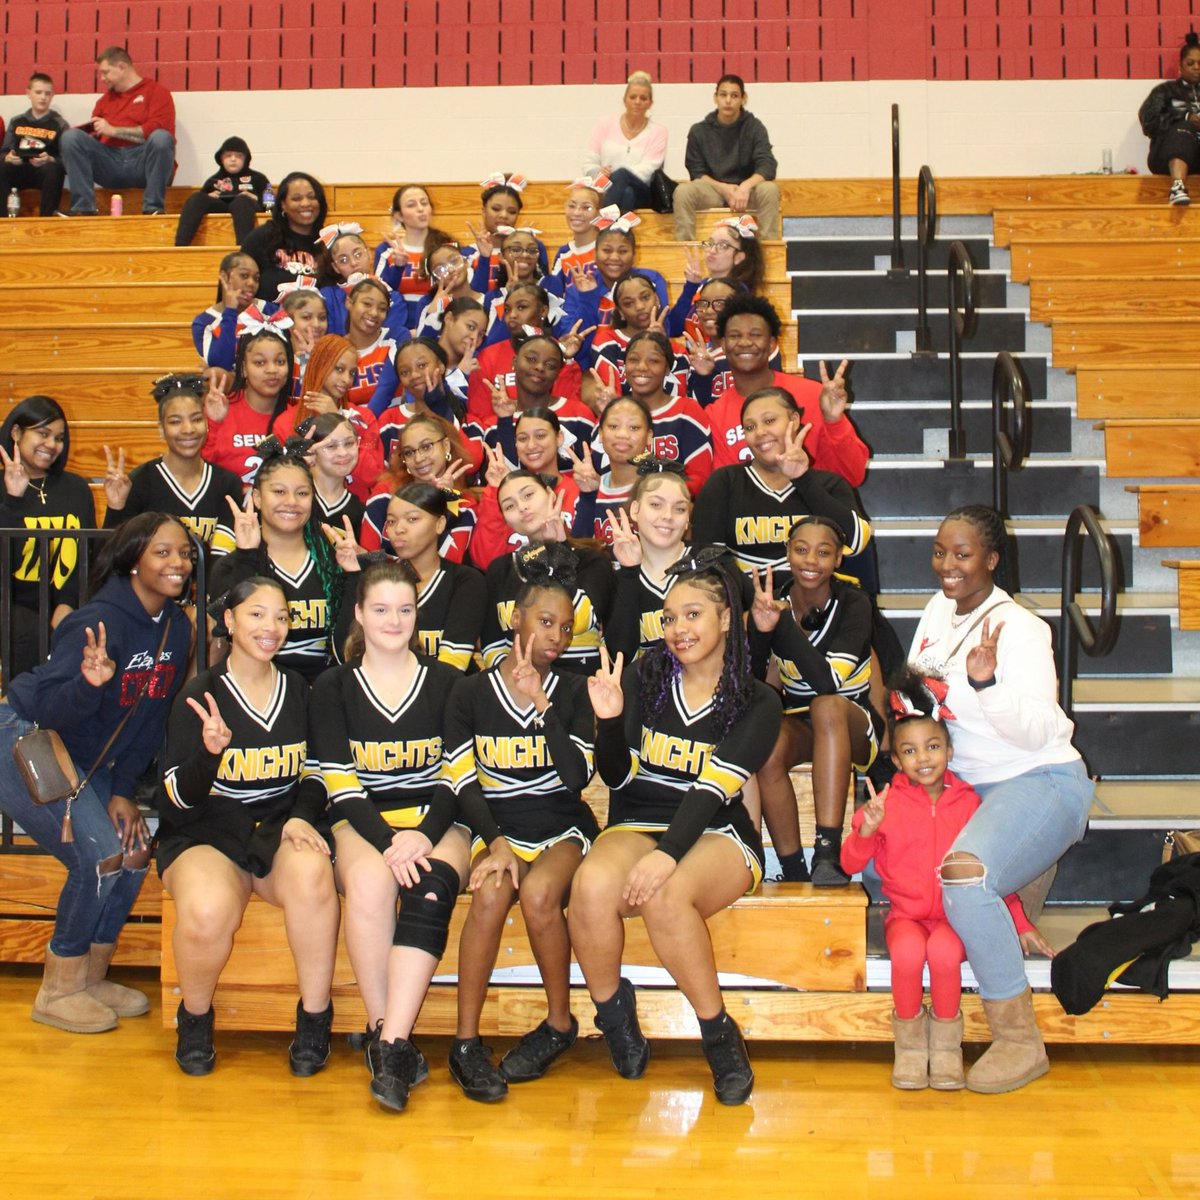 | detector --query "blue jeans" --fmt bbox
[606,168,652,214]
[0,705,147,956]
[941,759,1093,1000]
[60,127,176,213]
